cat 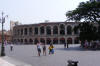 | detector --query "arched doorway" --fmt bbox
[40,38,45,44]
[67,38,72,44]
[60,38,65,44]
[17,39,20,43]
[24,39,28,44]
[60,24,65,35]
[34,38,39,44]
[21,39,23,44]
[24,28,28,35]
[46,26,51,35]
[29,27,32,35]
[40,26,45,35]
[67,25,72,35]
[34,27,38,35]
[46,38,51,44]
[29,39,33,44]
[74,37,79,44]
[53,26,58,35]
[53,38,58,44]
[74,26,79,34]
